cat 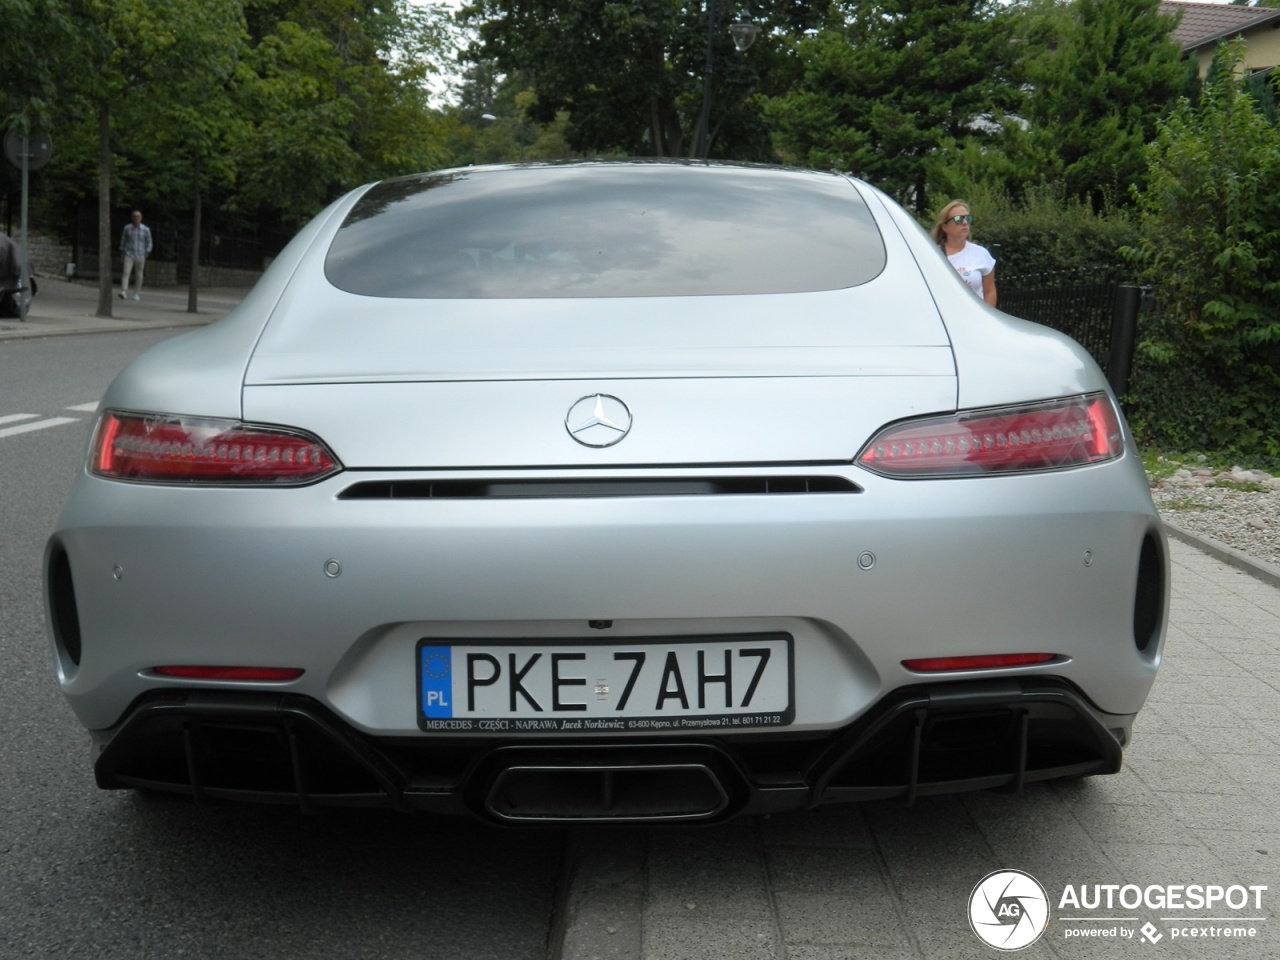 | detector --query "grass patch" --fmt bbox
[1157,497,1215,512]
[1142,447,1280,474]
[1141,447,1278,486]
[1141,450,1182,482]
[1206,479,1266,493]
